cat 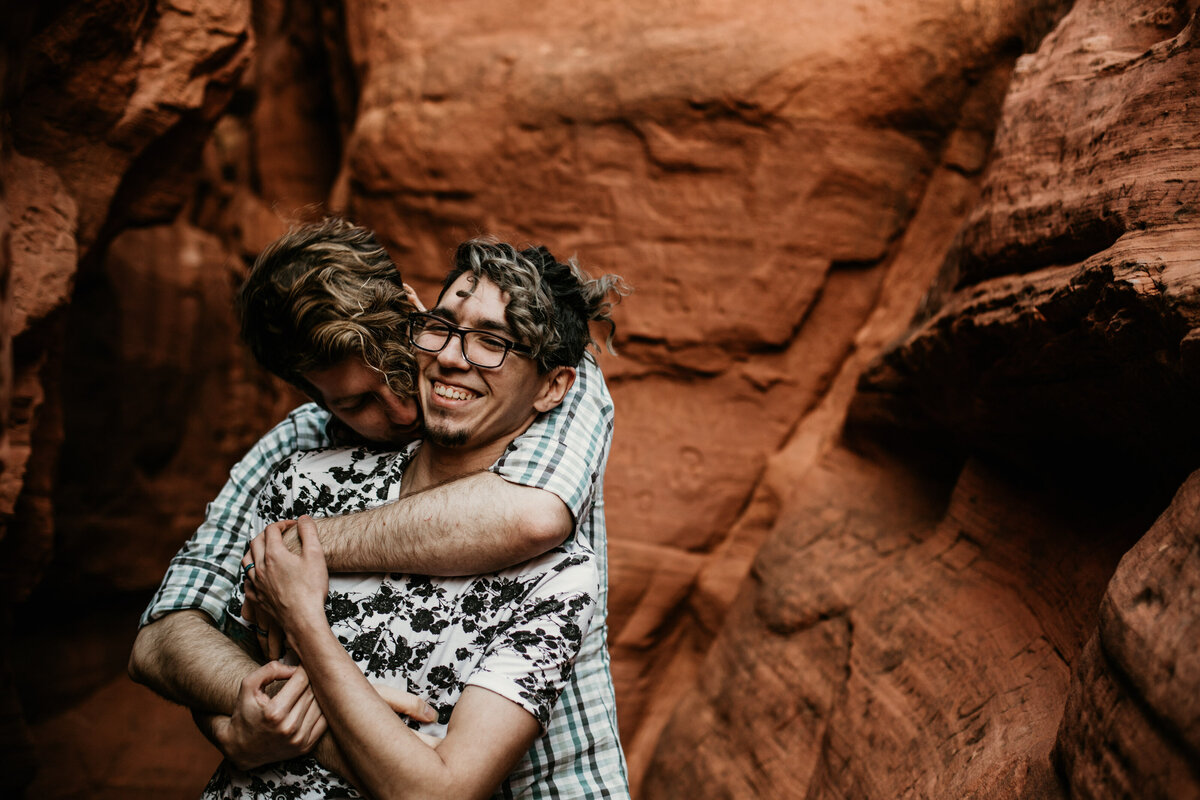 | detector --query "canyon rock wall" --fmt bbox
[1,0,1197,798]
[643,0,1200,797]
